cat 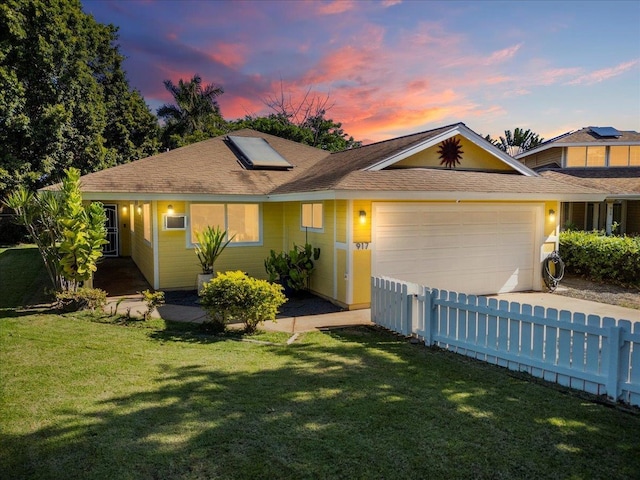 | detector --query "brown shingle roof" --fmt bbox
[271,124,460,193]
[553,128,640,145]
[75,129,330,195]
[540,168,640,195]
